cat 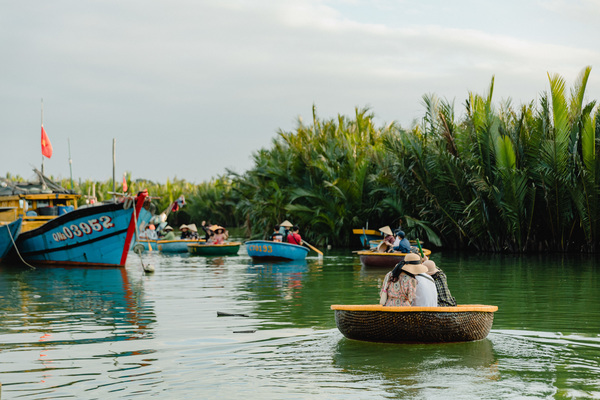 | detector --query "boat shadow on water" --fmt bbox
[333,335,498,377]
